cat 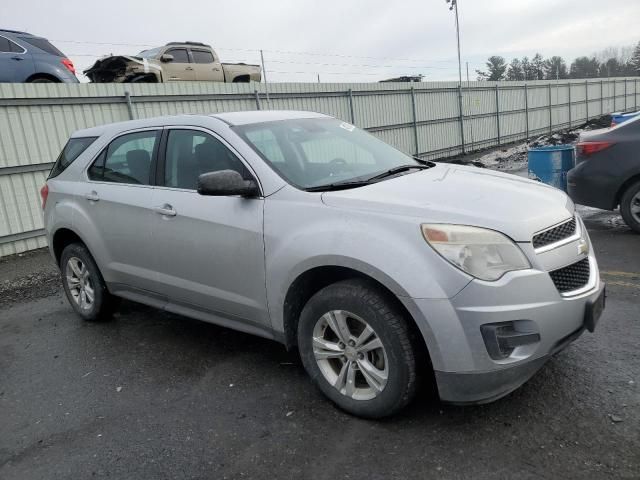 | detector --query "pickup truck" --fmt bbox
[84,41,261,83]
